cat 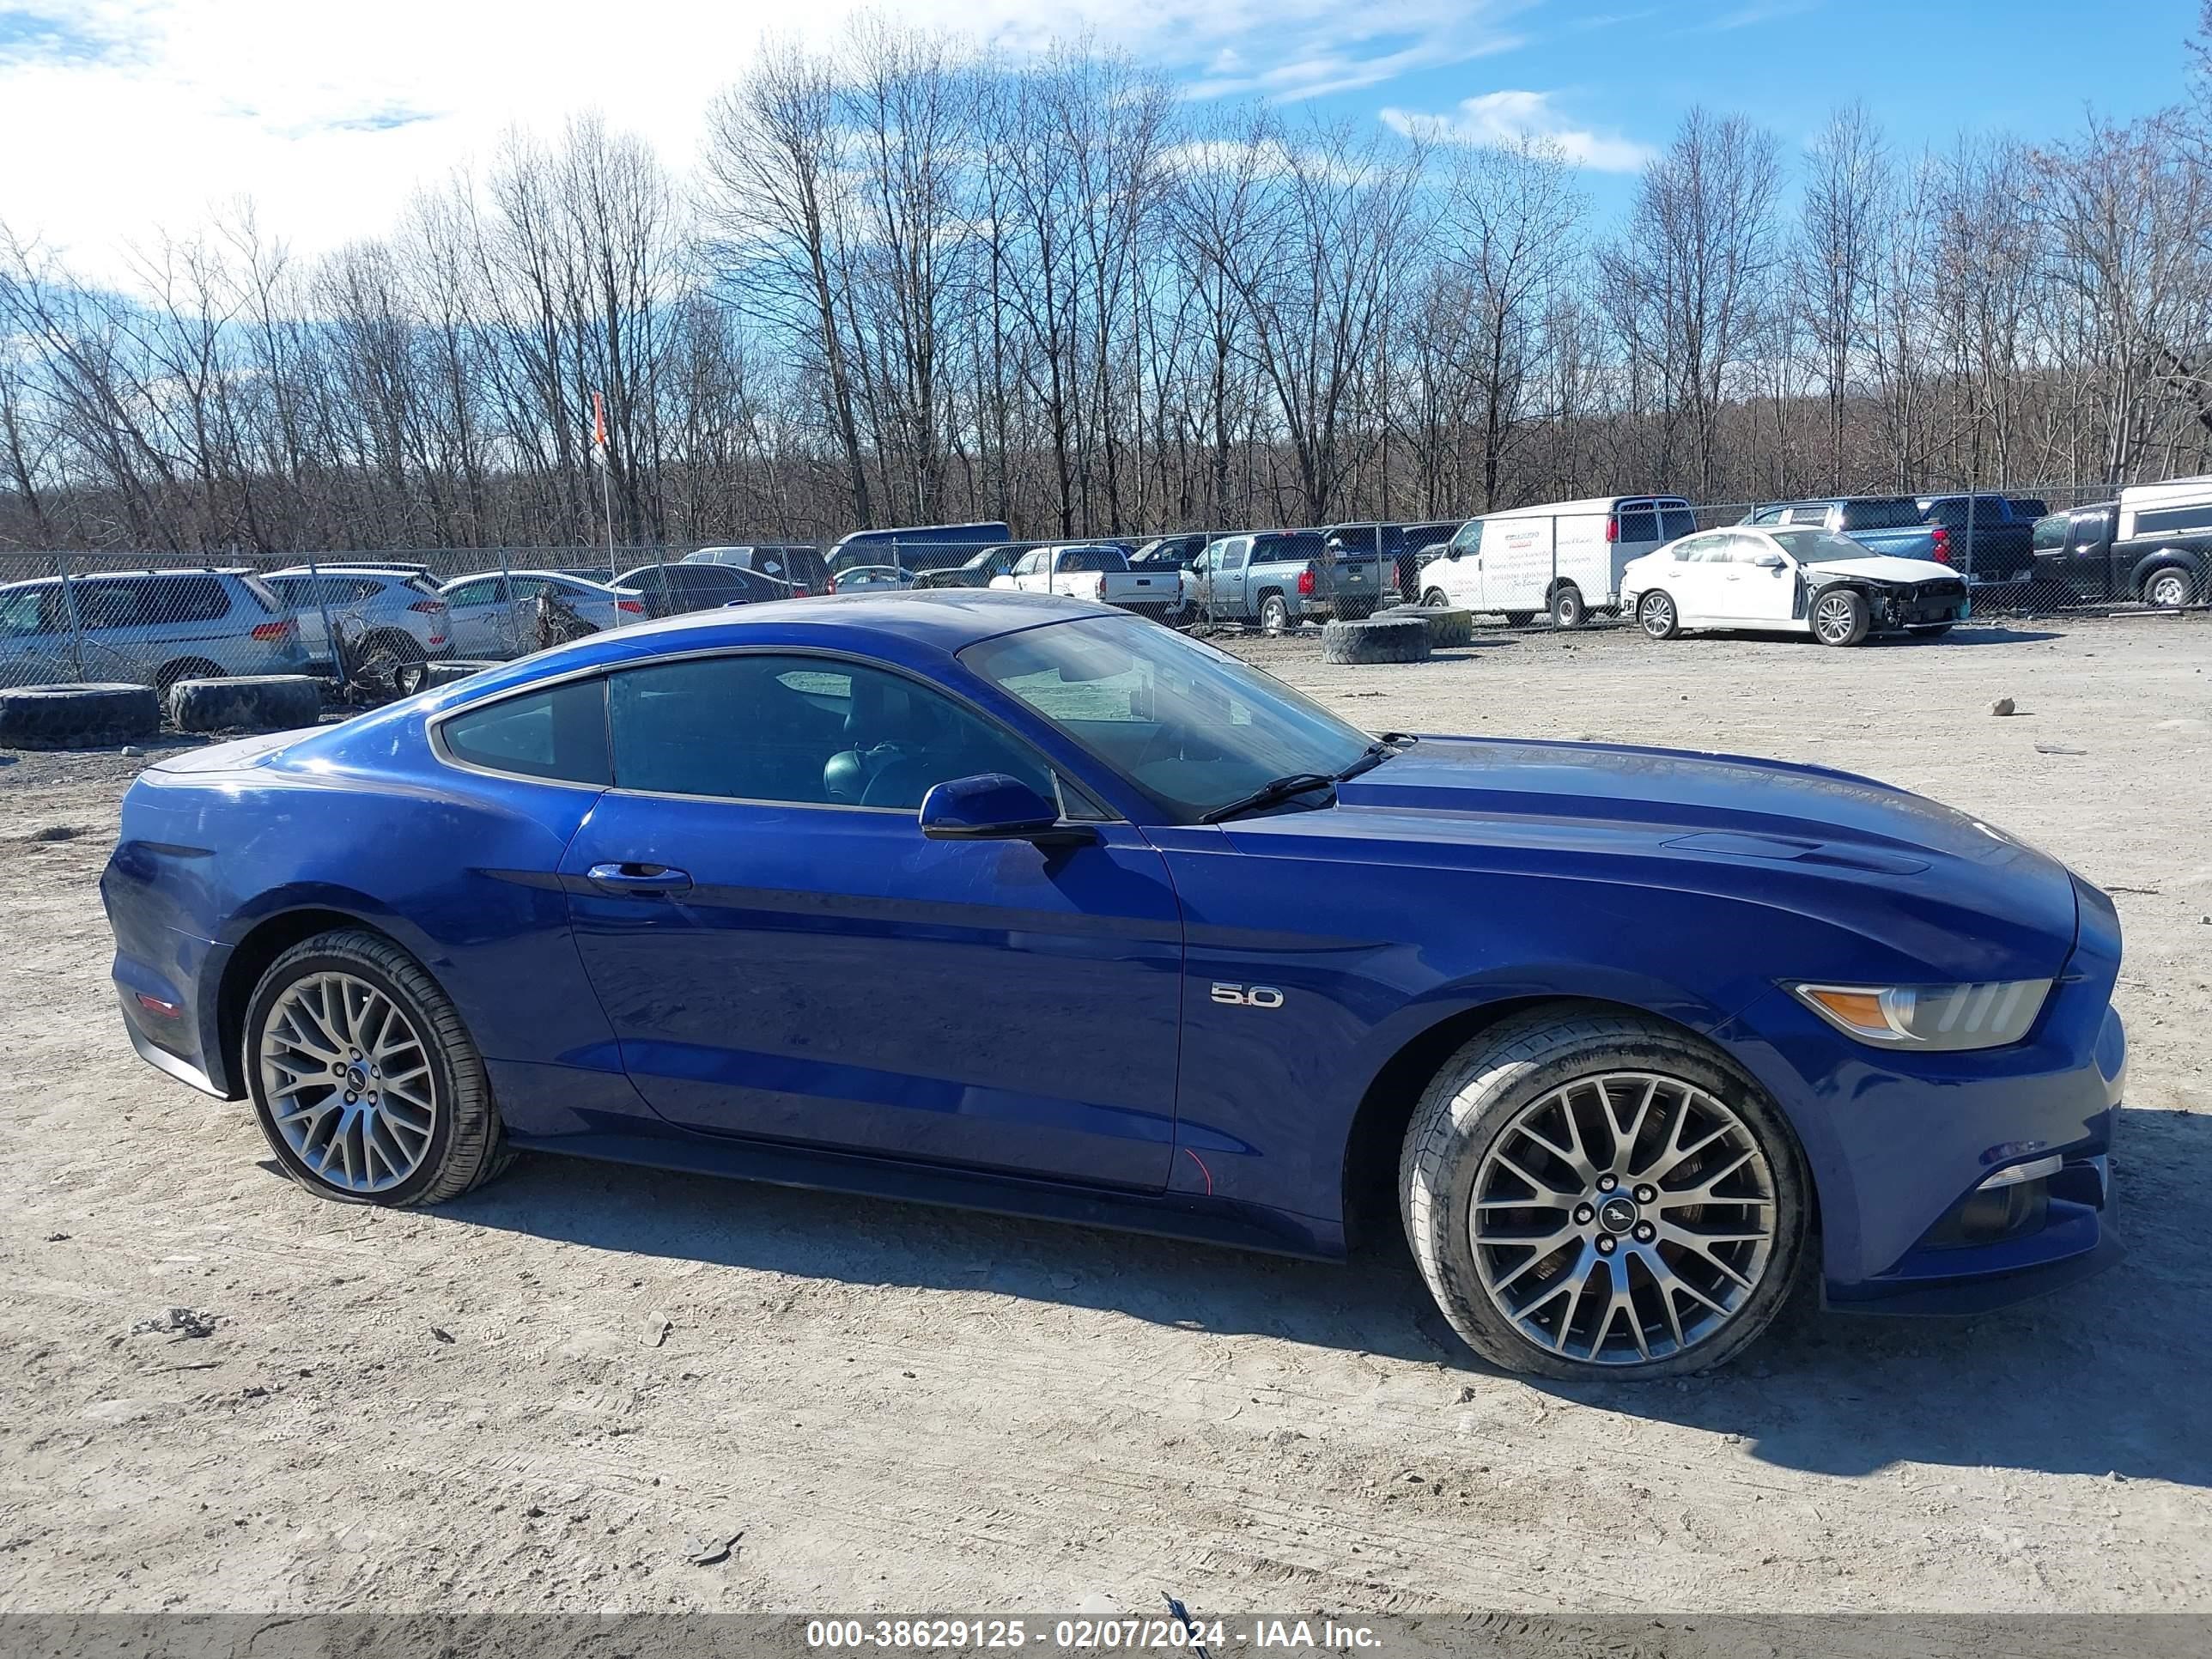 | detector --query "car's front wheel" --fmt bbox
[1810,588,1869,647]
[1400,1006,1808,1379]
[244,928,514,1206]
